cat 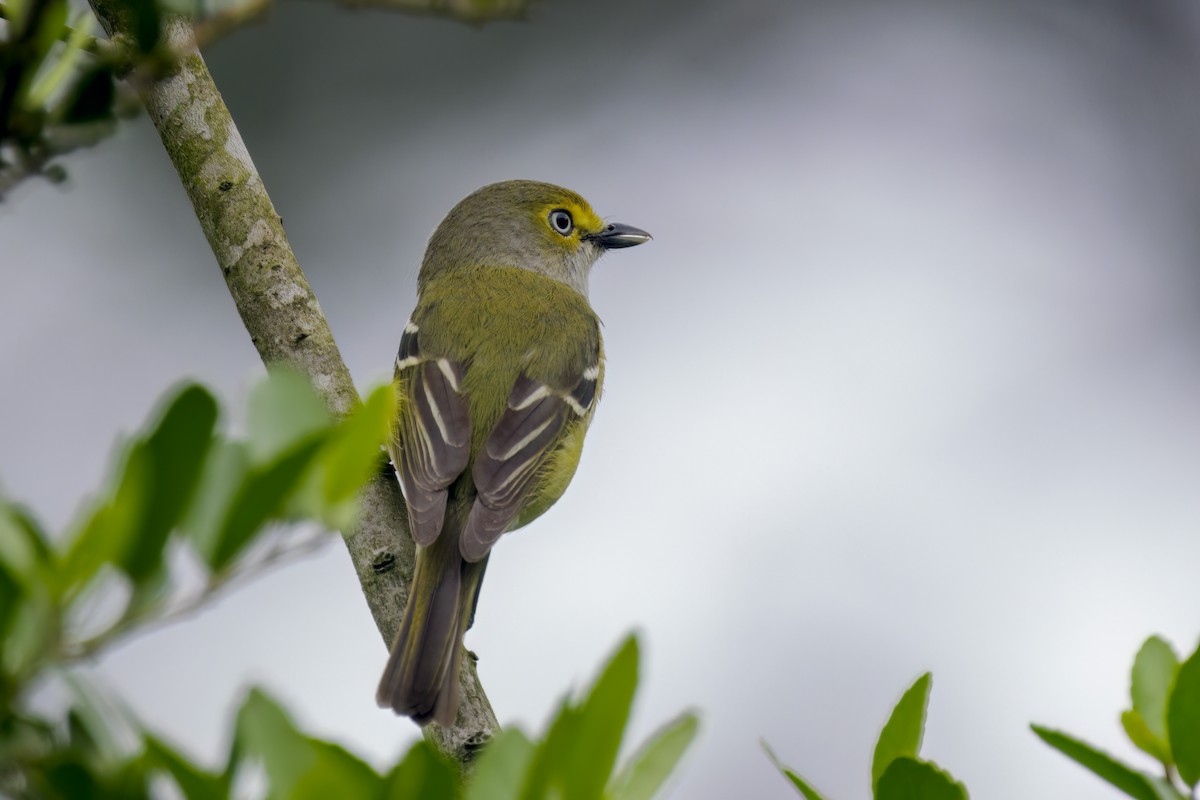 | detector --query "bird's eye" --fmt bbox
[548,209,574,236]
